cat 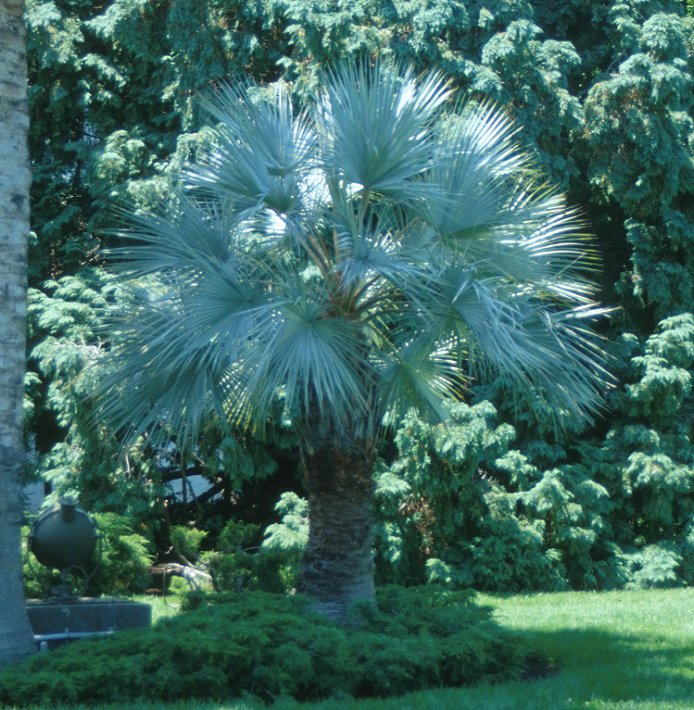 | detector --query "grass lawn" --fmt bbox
[21,588,694,710]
